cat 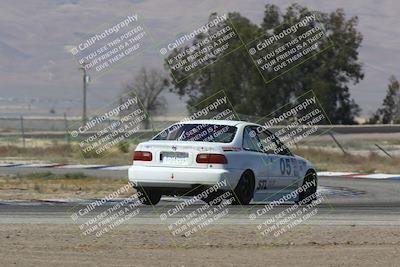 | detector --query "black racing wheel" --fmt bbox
[137,188,162,205]
[297,170,317,204]
[232,170,255,205]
